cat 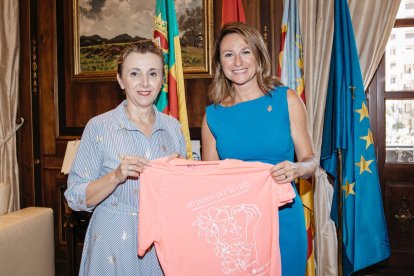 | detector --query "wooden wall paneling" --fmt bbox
[186,79,211,130]
[213,0,224,32]
[43,168,70,274]
[36,0,73,274]
[37,0,57,155]
[38,1,68,274]
[64,82,123,128]
[385,182,414,269]
[18,0,36,207]
[37,0,59,220]
[244,0,260,29]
